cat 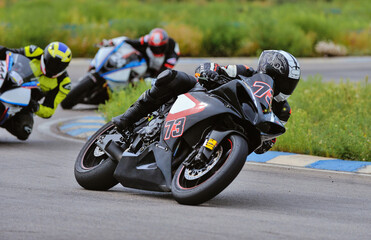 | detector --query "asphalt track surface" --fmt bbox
[1,57,370,240]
